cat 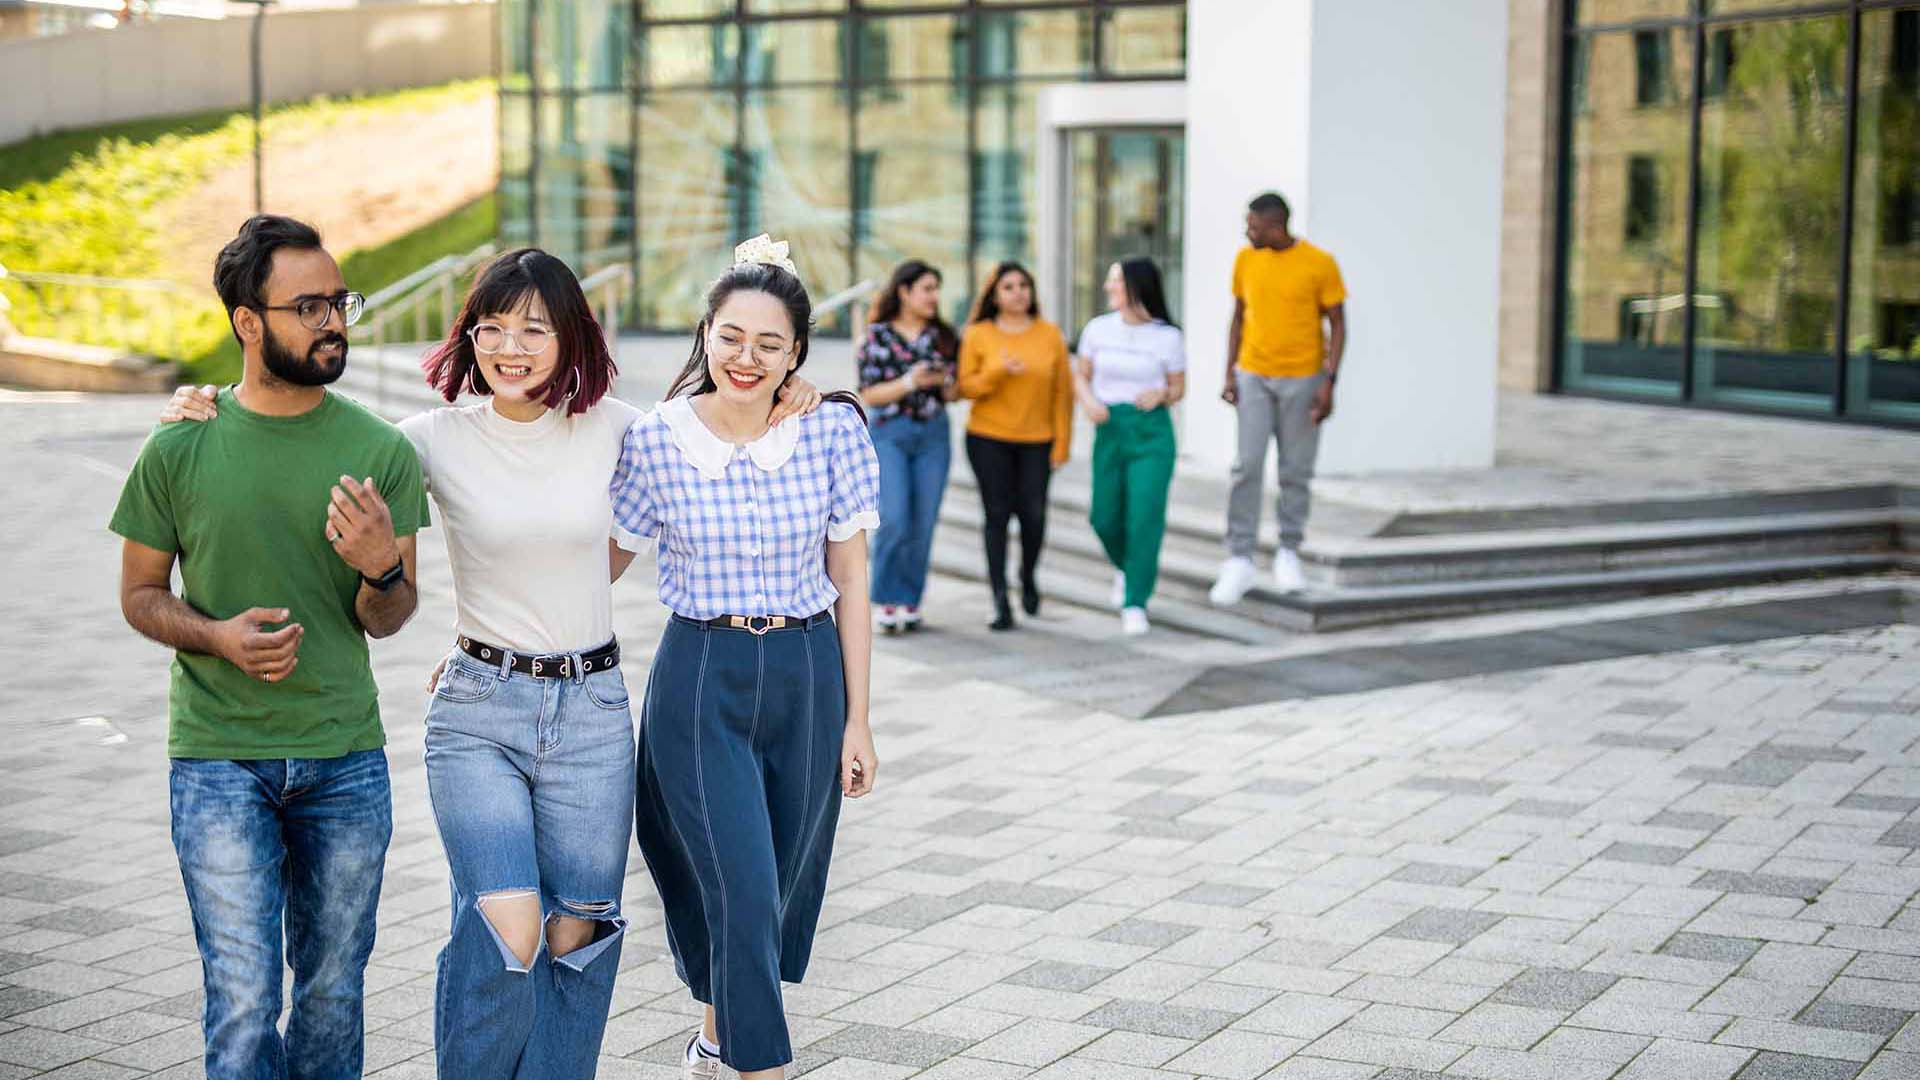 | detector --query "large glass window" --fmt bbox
[508,0,1184,336]
[1562,30,1691,398]
[1559,2,1920,428]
